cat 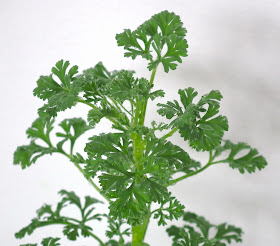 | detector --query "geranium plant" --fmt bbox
[14,10,267,246]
